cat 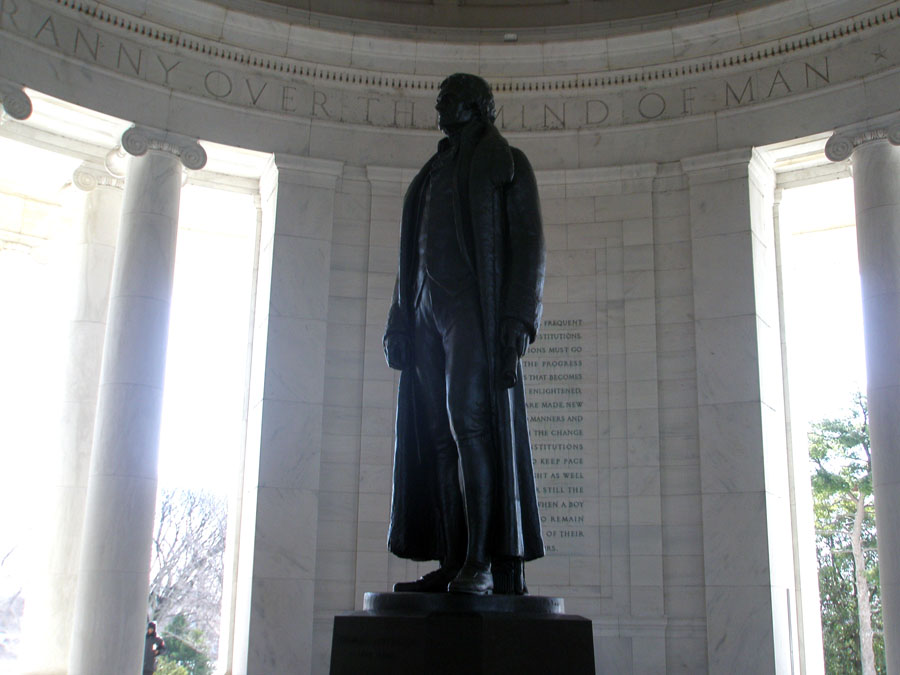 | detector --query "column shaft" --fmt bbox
[851,138,900,673]
[69,148,183,674]
[21,167,122,674]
